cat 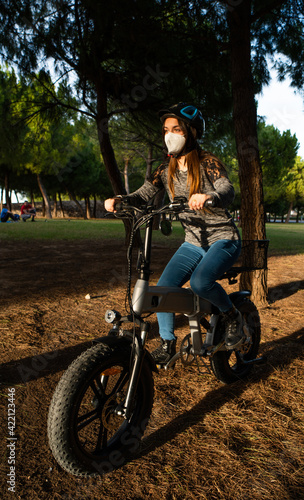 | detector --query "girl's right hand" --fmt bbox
[104,198,117,212]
